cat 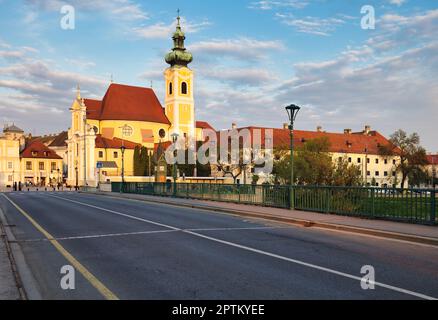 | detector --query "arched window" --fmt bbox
[181,82,187,94]
[169,82,173,95]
